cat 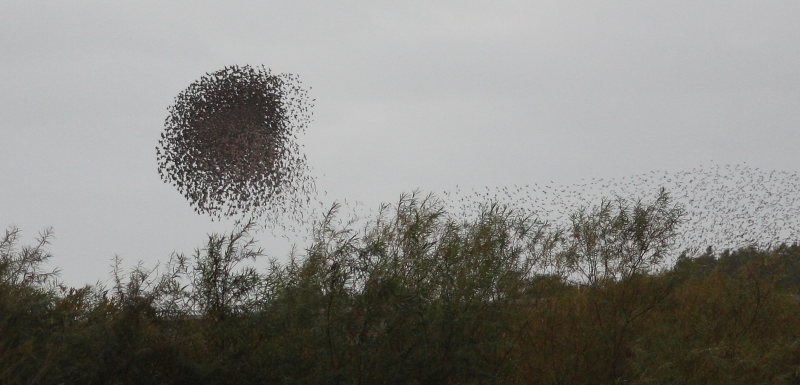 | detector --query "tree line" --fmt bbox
[2,190,800,384]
